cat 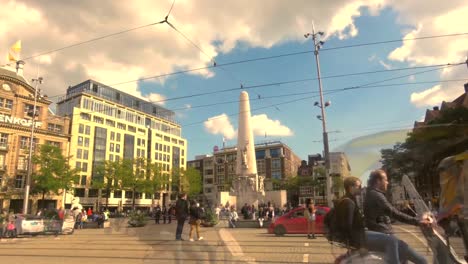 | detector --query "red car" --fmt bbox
[268,206,330,236]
